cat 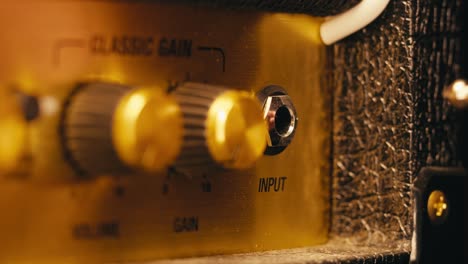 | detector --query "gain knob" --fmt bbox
[172,82,267,170]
